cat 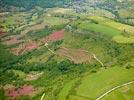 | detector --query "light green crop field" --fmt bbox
[58,67,134,100]
[79,22,122,37]
[75,67,134,99]
[79,16,134,43]
[103,83,134,100]
[44,17,69,26]
[113,35,134,44]
[46,7,76,15]
[58,79,79,100]
[89,16,134,34]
